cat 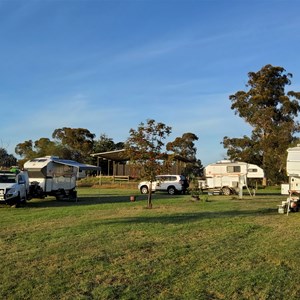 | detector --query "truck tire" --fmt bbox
[11,193,21,207]
[167,186,176,195]
[140,186,149,194]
